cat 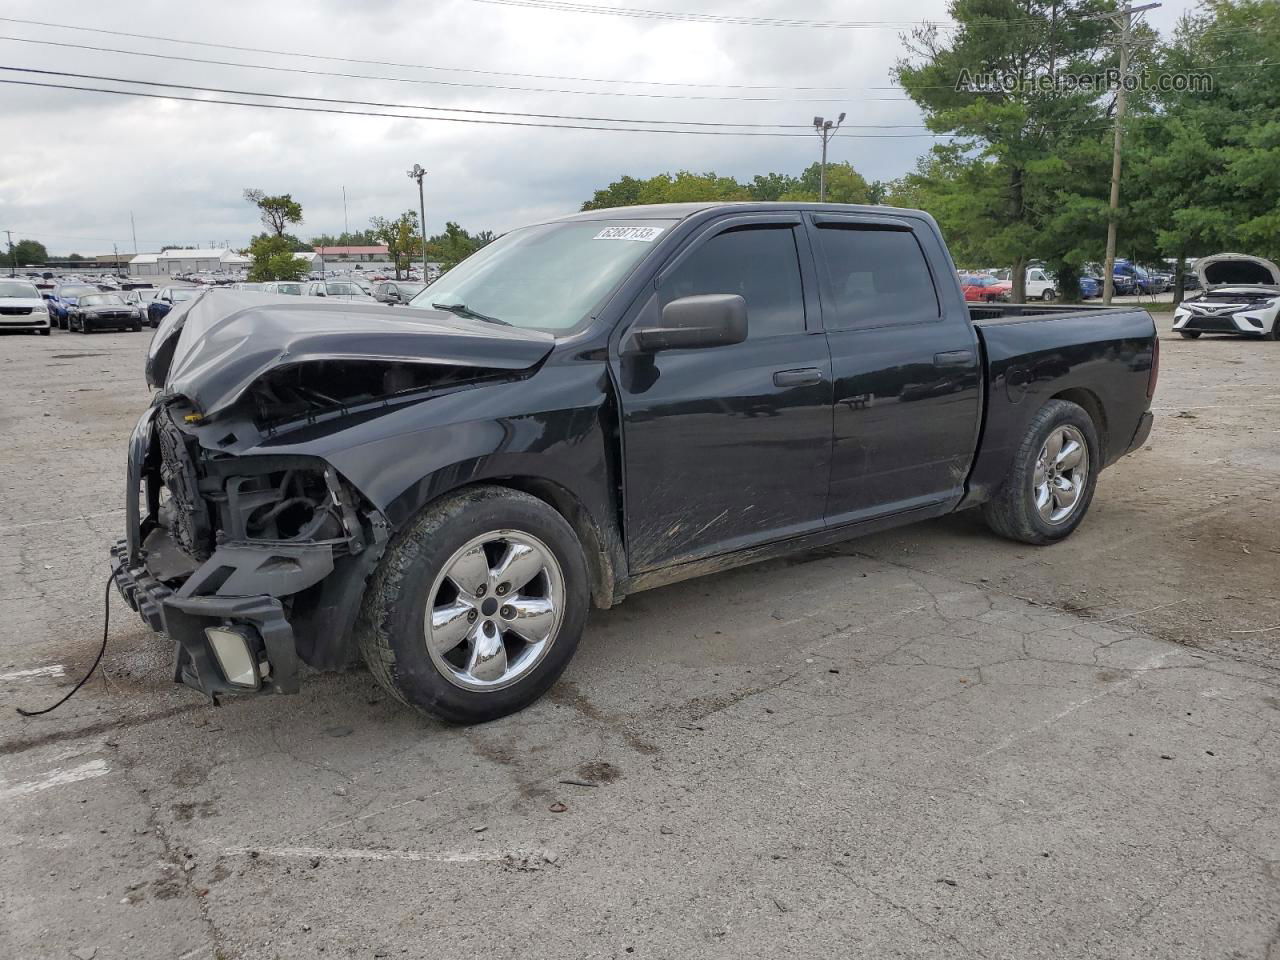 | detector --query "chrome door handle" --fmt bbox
[773,367,824,387]
[933,350,974,367]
